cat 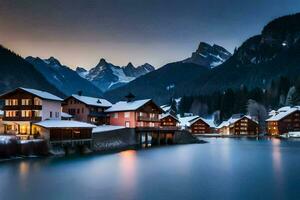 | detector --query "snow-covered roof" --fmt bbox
[161,105,171,112]
[216,121,230,129]
[160,113,179,121]
[19,87,63,101]
[178,115,199,127]
[92,125,125,133]
[70,94,112,107]
[61,112,73,118]
[266,107,299,121]
[105,99,153,112]
[189,117,216,128]
[217,115,256,128]
[34,120,96,128]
